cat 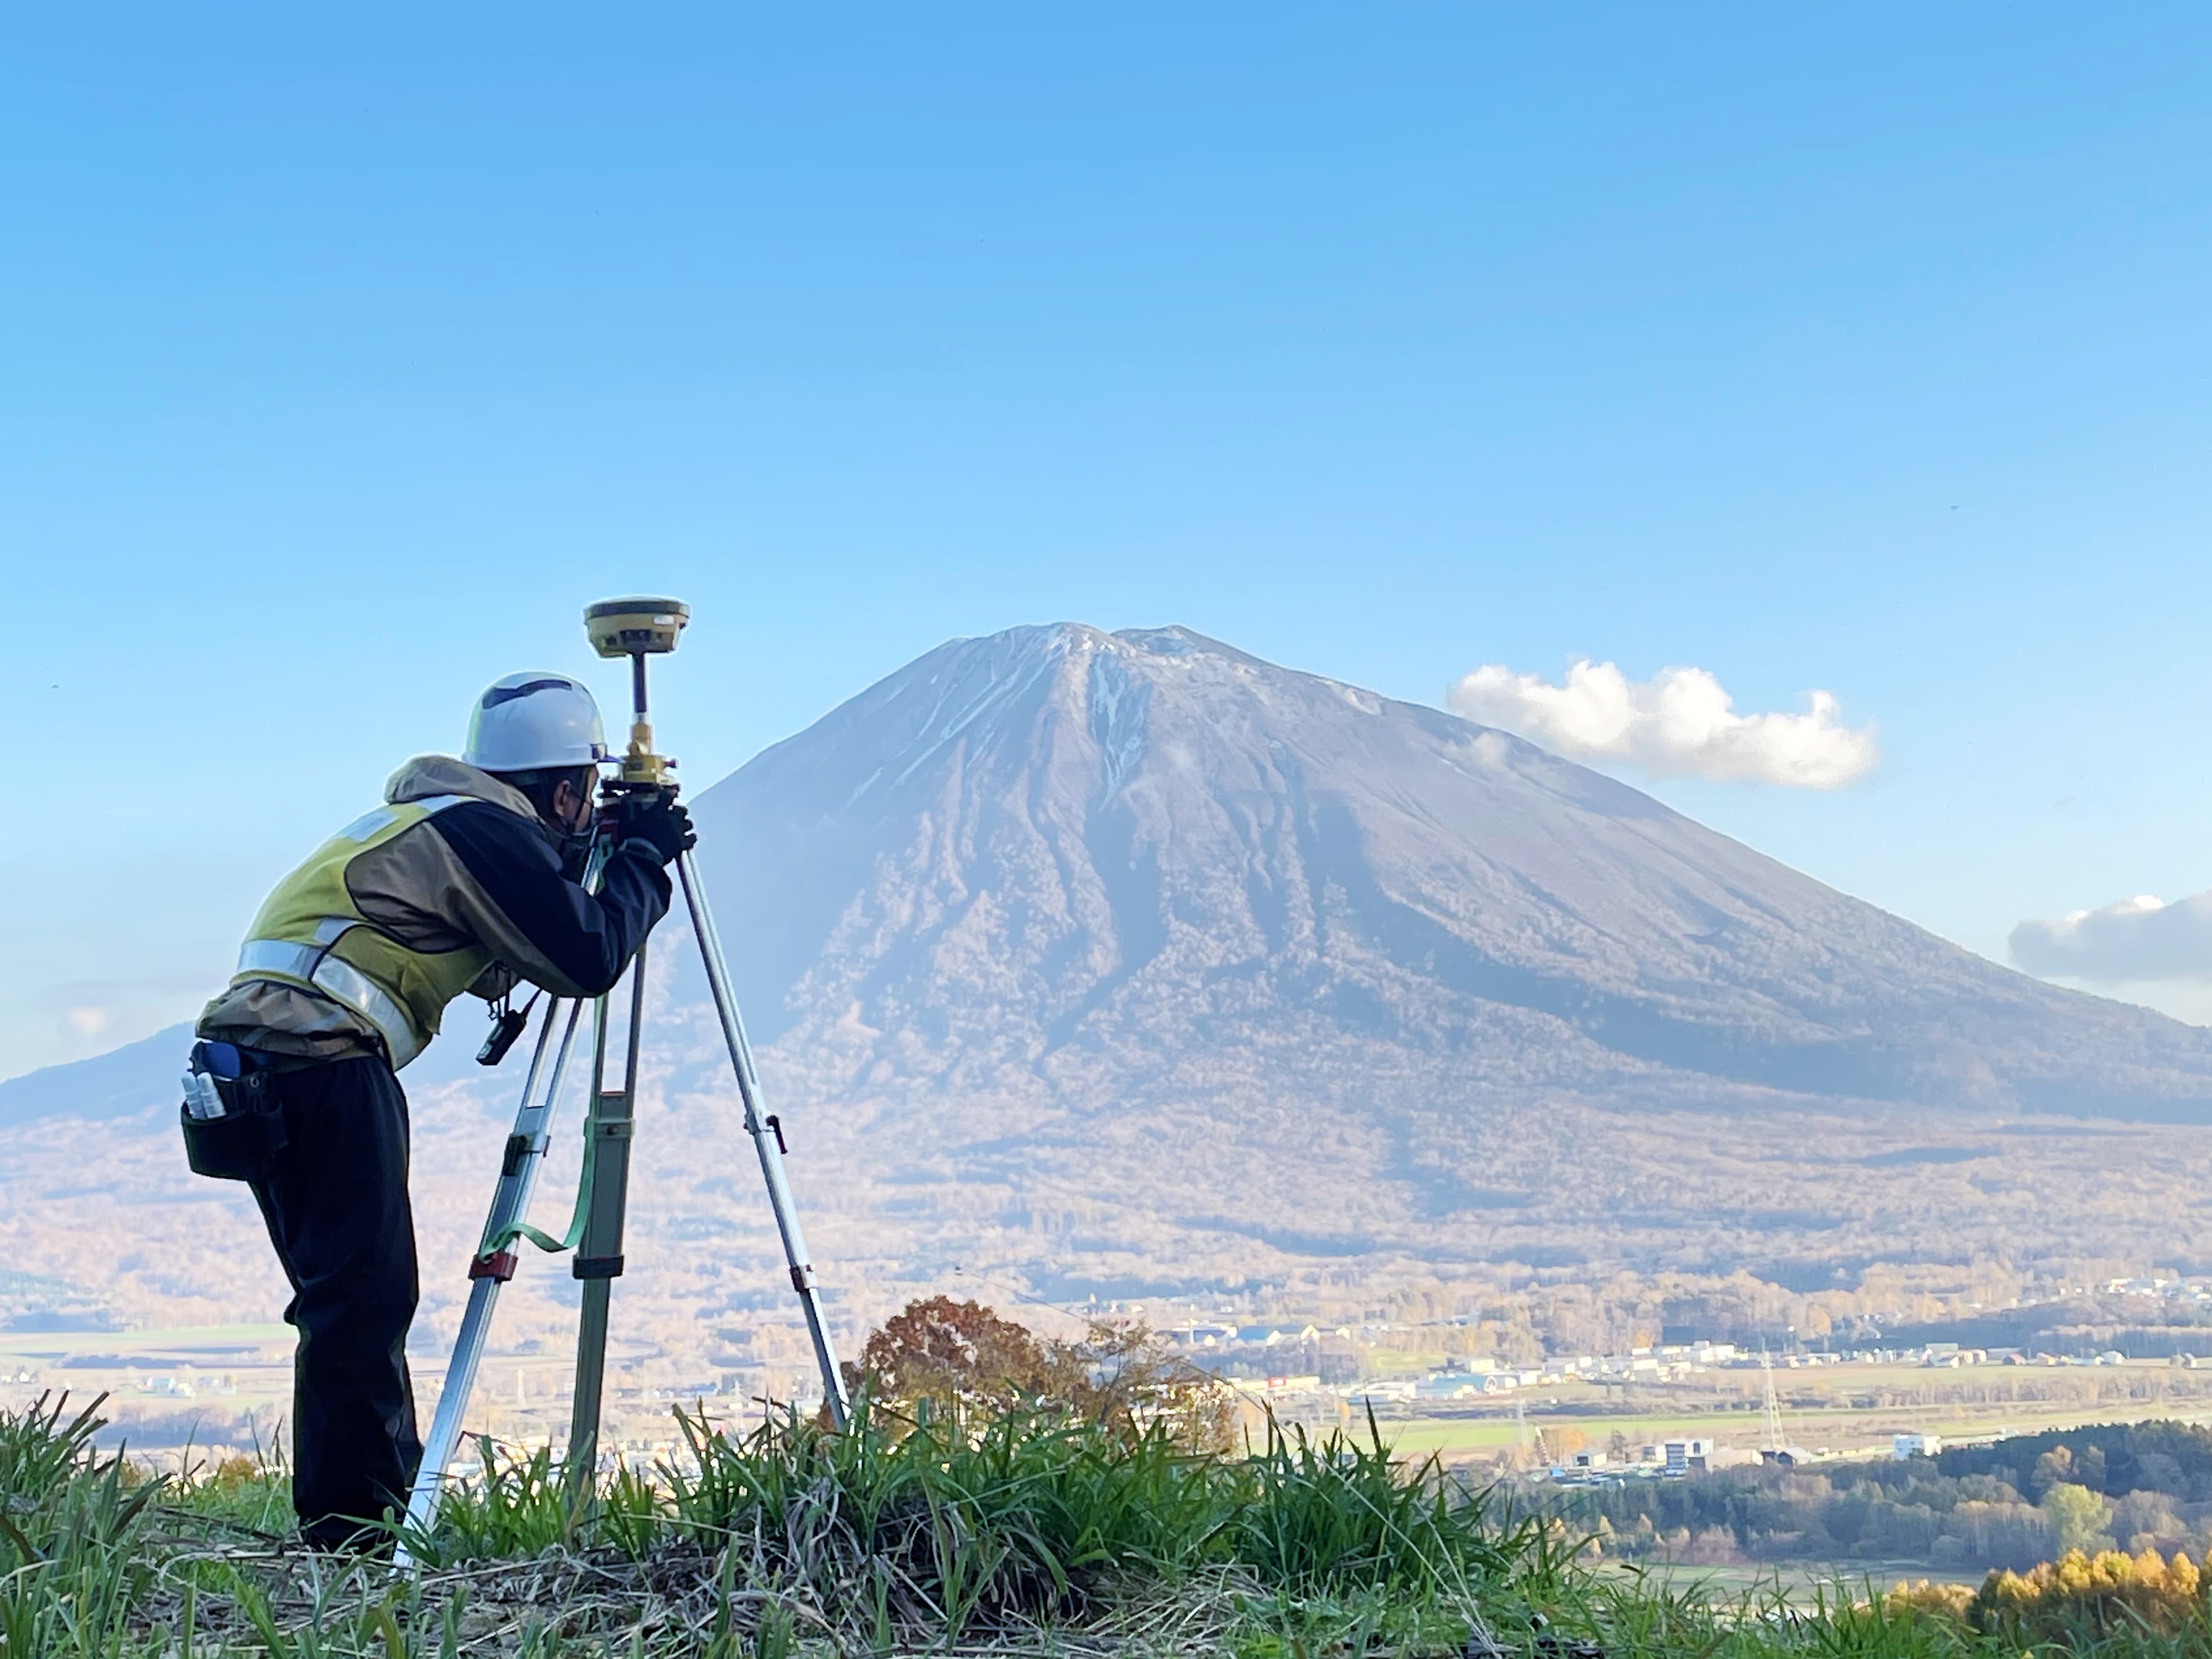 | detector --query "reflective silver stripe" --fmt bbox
[310,954,425,1068]
[339,807,398,843]
[234,938,423,1068]
[236,938,320,982]
[339,793,472,844]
